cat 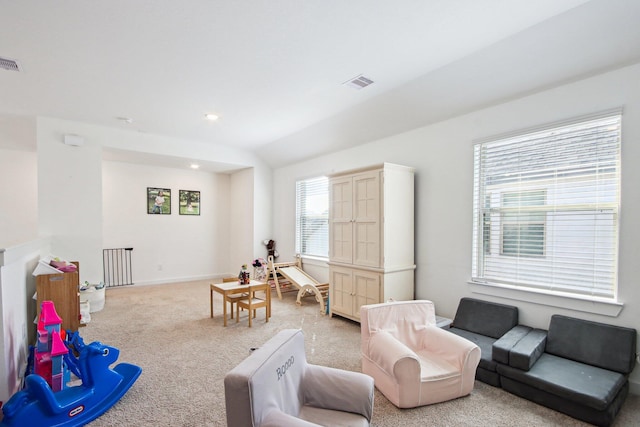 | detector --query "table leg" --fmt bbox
[267,286,271,319]
[223,291,228,327]
[210,286,214,318]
